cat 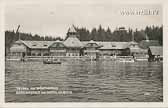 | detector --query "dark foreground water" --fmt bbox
[5,60,163,102]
